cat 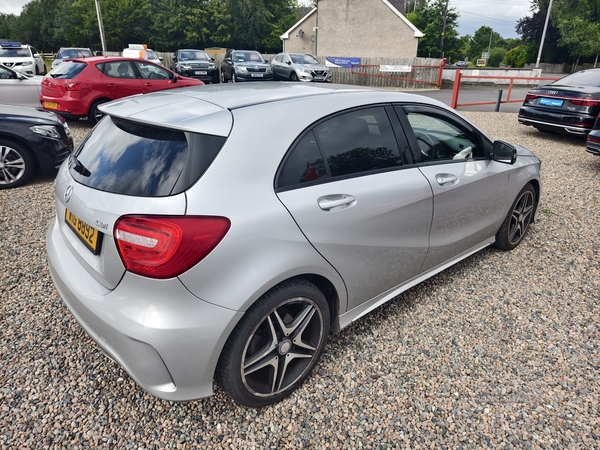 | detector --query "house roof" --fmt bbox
[280,1,423,40]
